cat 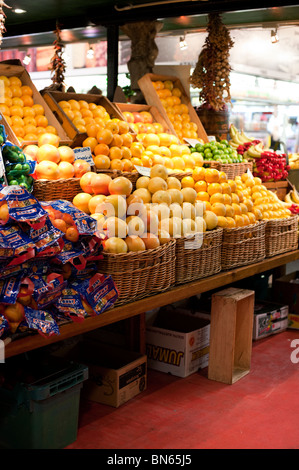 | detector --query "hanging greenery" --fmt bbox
[190,12,234,111]
[0,1,11,46]
[50,22,66,90]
